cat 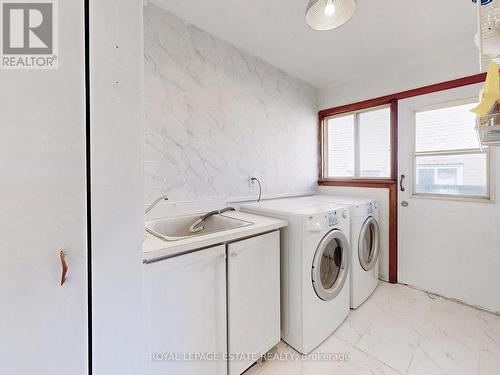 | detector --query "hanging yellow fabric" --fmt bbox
[471,63,500,117]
